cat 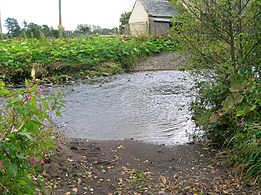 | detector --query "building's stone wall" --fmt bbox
[129,0,171,36]
[129,0,149,36]
[149,20,170,36]
[129,21,149,36]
